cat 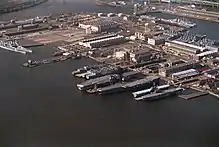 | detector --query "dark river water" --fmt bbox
[1,0,219,146]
